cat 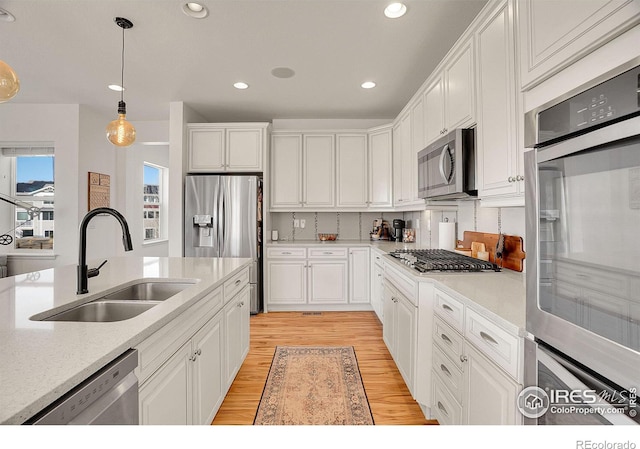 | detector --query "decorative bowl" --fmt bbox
[318,233,338,241]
